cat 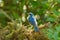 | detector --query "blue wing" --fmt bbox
[28,16,37,26]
